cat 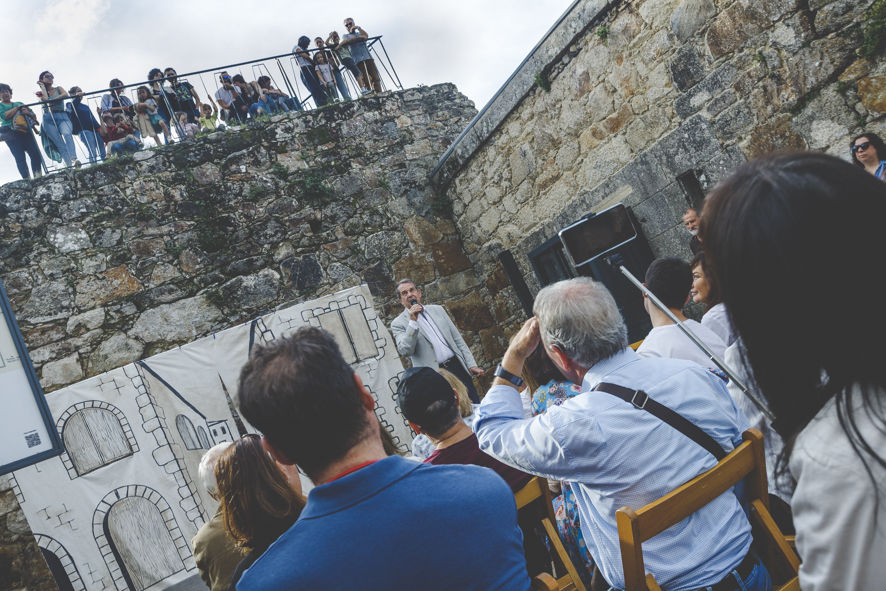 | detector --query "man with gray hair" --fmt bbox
[192,443,242,591]
[474,278,770,591]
